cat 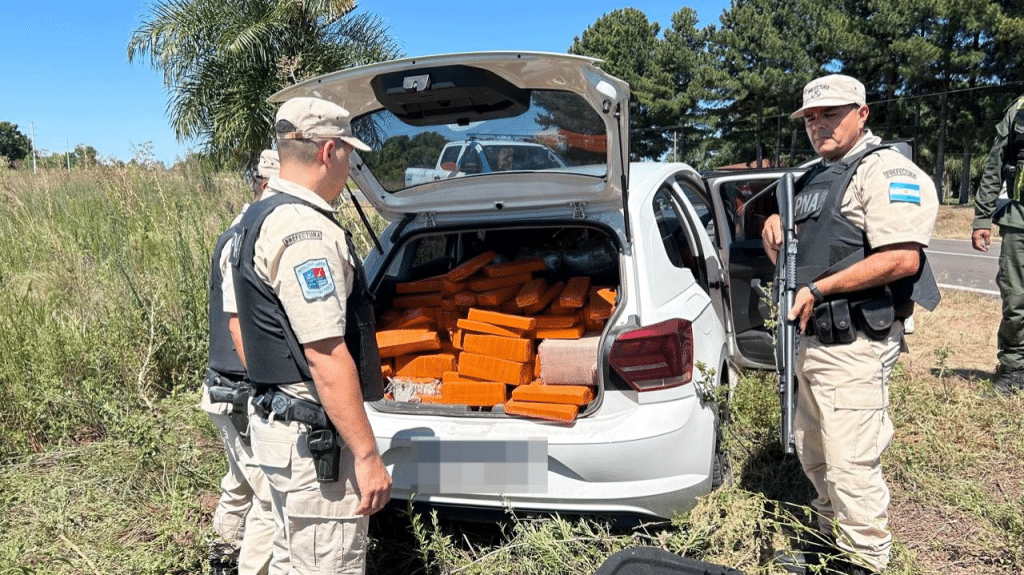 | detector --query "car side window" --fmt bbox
[652,187,701,279]
[674,181,718,249]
